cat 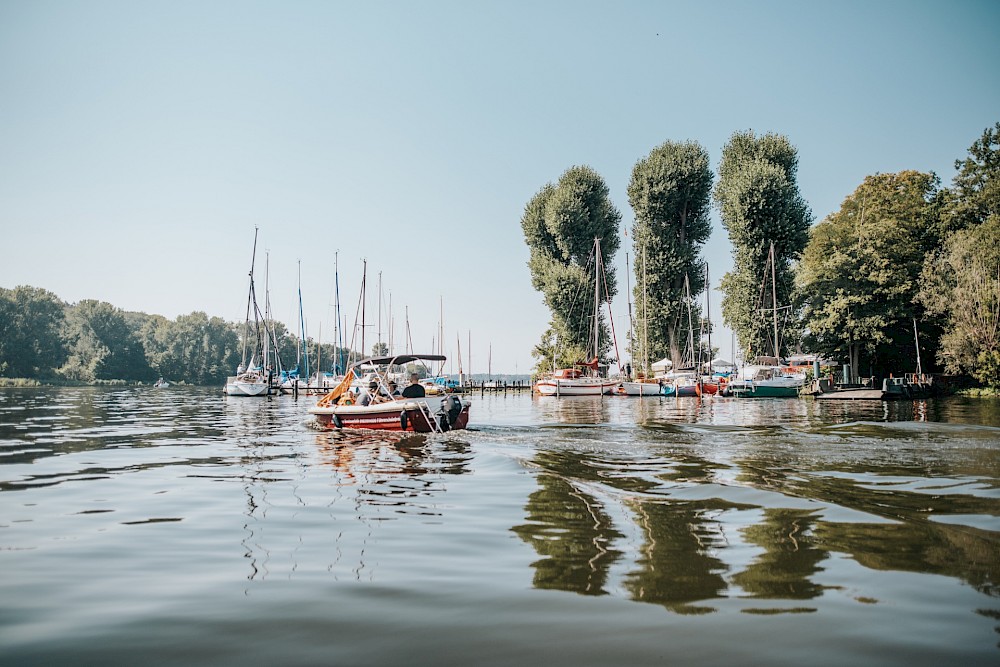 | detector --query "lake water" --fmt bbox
[1,387,999,665]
